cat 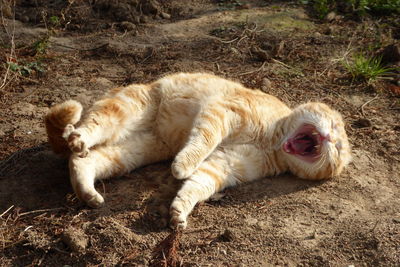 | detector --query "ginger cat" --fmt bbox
[45,73,352,229]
